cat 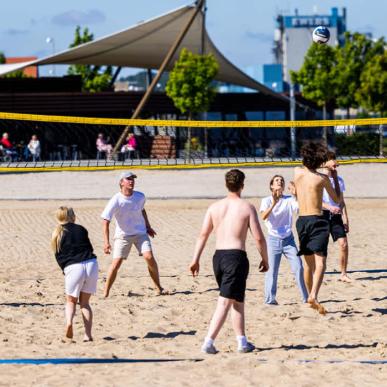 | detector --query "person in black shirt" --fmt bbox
[51,206,98,341]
